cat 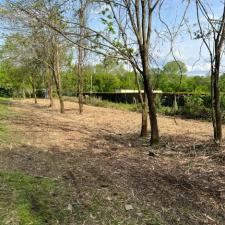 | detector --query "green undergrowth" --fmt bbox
[64,96,142,112]
[0,98,16,143]
[85,97,141,112]
[0,170,72,225]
